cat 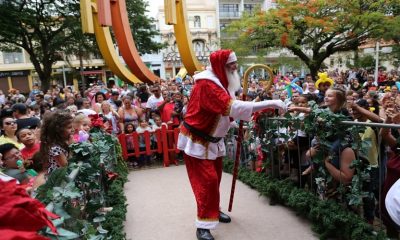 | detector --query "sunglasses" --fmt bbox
[4,121,16,126]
